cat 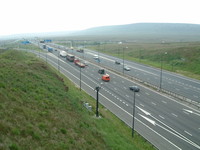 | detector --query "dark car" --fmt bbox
[98,69,105,74]
[115,61,120,65]
[129,86,140,92]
